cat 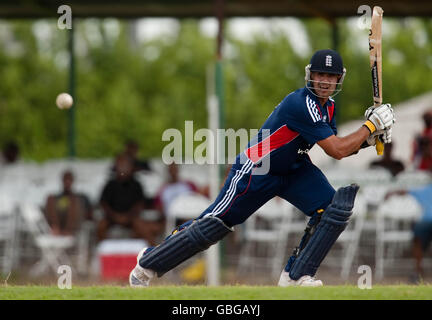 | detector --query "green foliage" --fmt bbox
[337,18,432,123]
[0,18,431,160]
[75,20,215,159]
[224,32,305,131]
[0,20,68,160]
